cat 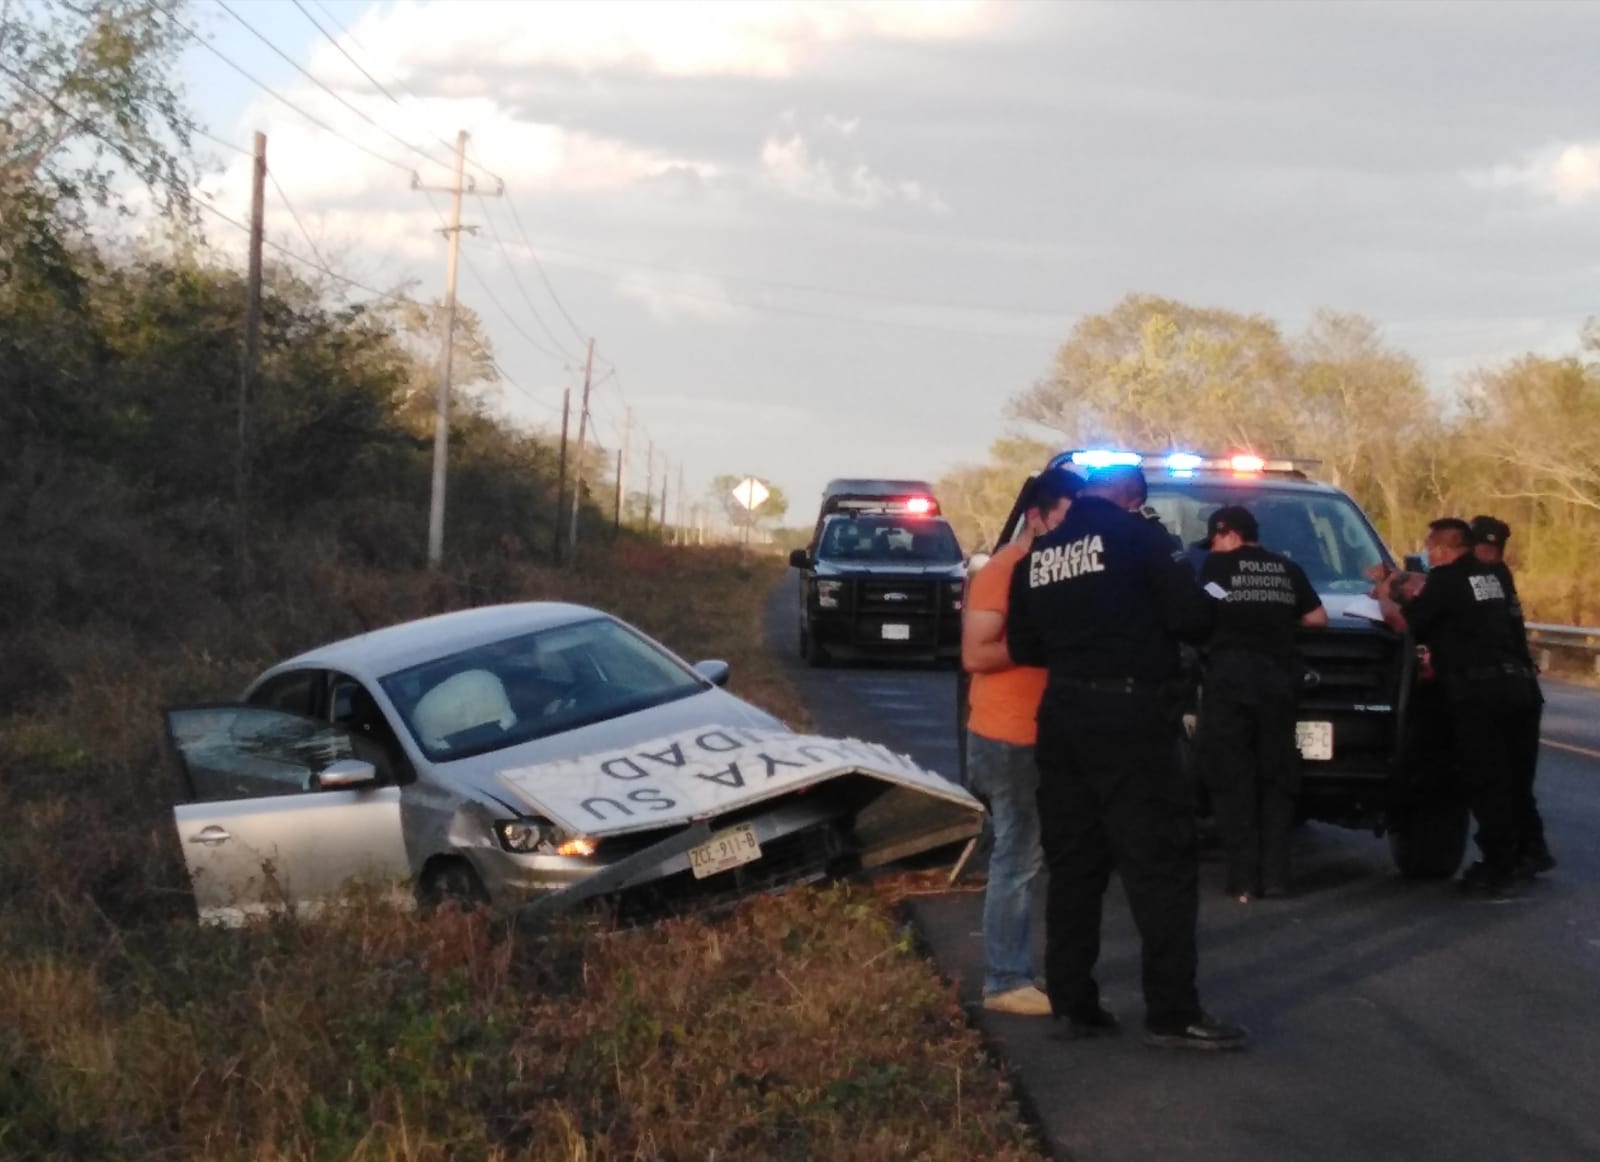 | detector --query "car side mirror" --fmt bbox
[318,758,379,790]
[1403,554,1426,574]
[788,549,810,569]
[693,659,731,687]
